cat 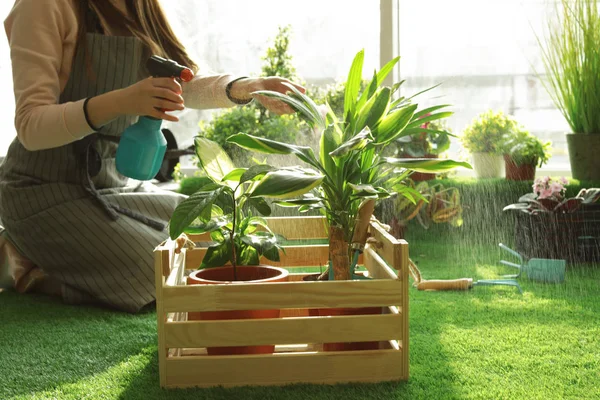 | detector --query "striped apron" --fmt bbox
[0,7,185,312]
